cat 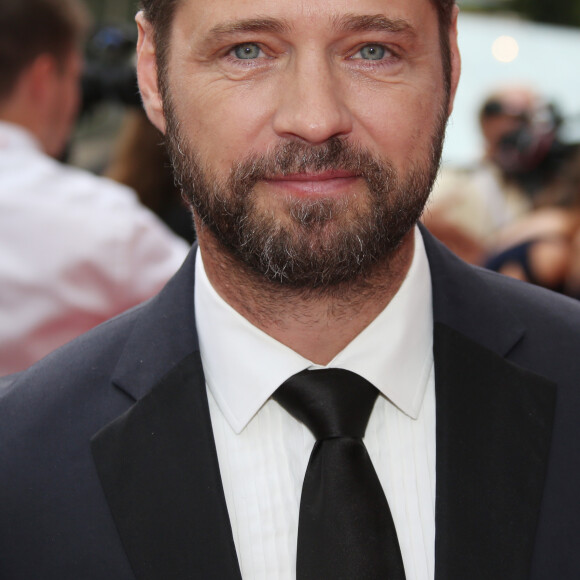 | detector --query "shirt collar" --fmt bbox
[195,226,433,434]
[0,121,42,153]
